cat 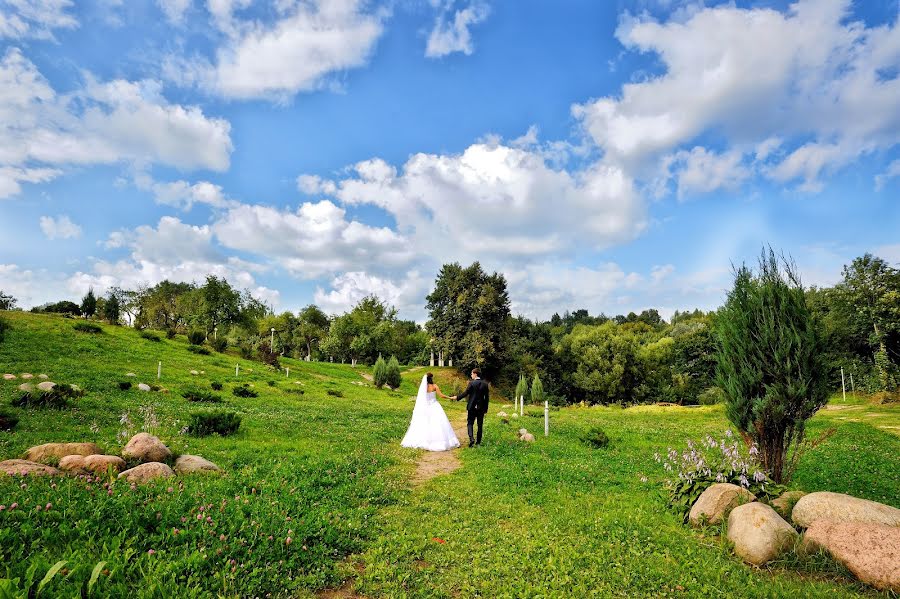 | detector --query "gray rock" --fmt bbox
[174,454,221,474]
[122,433,171,463]
[36,381,56,391]
[17,383,33,393]
[118,462,175,483]
[727,502,798,565]
[792,492,900,528]
[689,483,756,527]
[771,491,807,520]
[0,459,60,476]
[25,442,103,463]
[803,520,900,592]
[137,383,151,392]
